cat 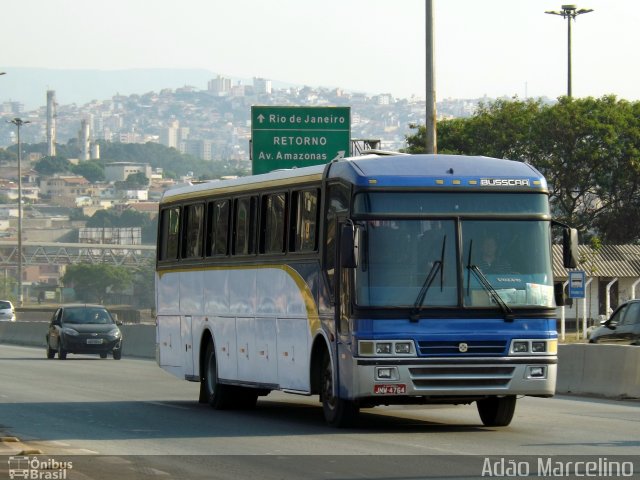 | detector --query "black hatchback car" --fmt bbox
[46,304,123,359]
[589,300,640,345]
